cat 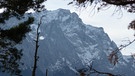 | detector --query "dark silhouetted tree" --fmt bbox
[0,17,34,75]
[0,0,46,75]
[0,0,46,22]
[32,15,45,76]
